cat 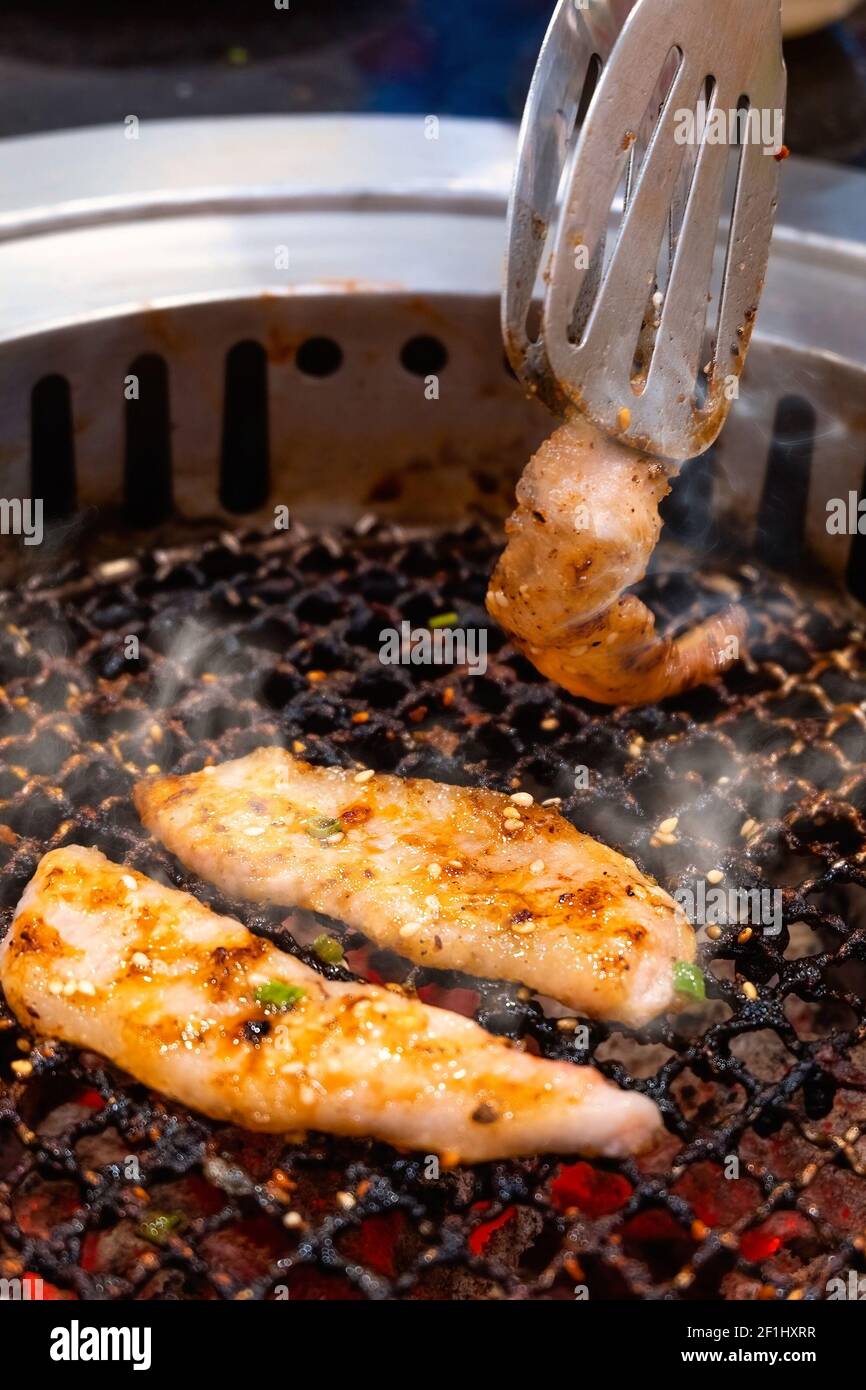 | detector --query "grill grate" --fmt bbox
[2,521,866,1300]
